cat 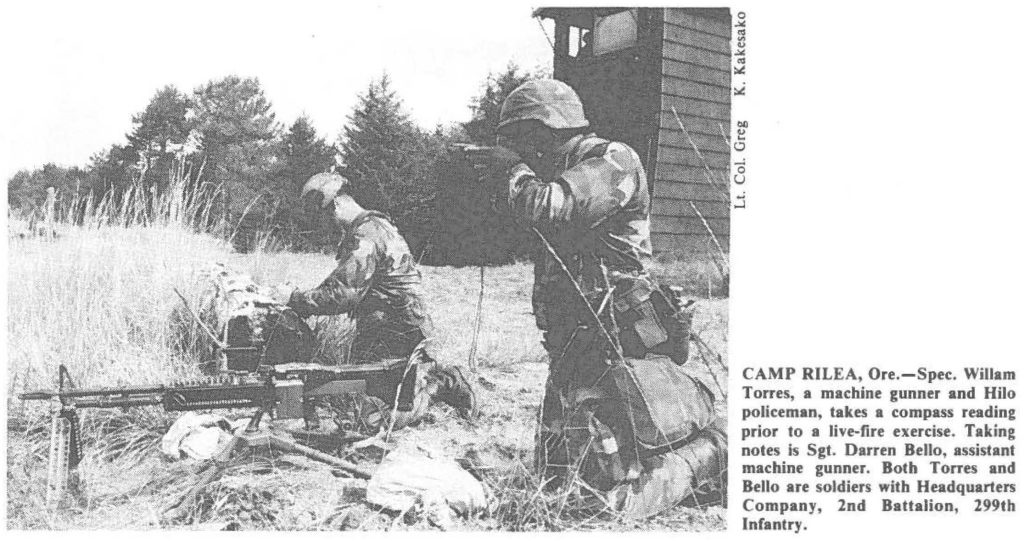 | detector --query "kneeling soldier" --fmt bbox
[469,79,727,518]
[277,172,476,429]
